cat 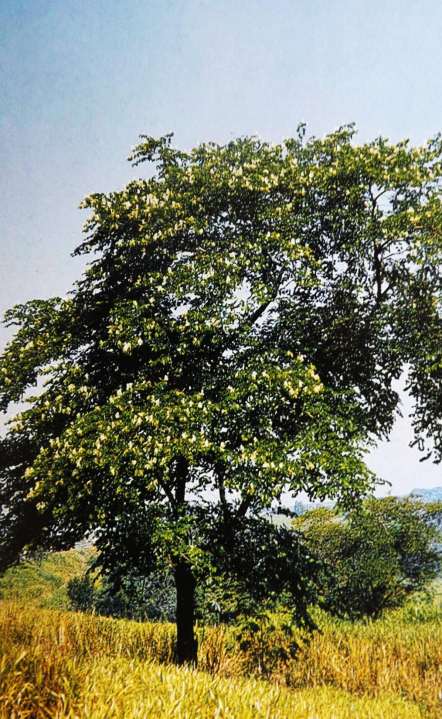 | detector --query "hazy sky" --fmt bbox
[1,0,441,495]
